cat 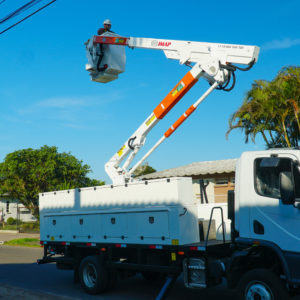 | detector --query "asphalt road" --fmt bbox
[0,244,238,300]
